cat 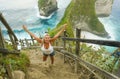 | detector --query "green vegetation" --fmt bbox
[0,42,30,77]
[38,0,46,7]
[0,52,29,77]
[80,43,120,73]
[5,42,14,50]
[1,52,30,72]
